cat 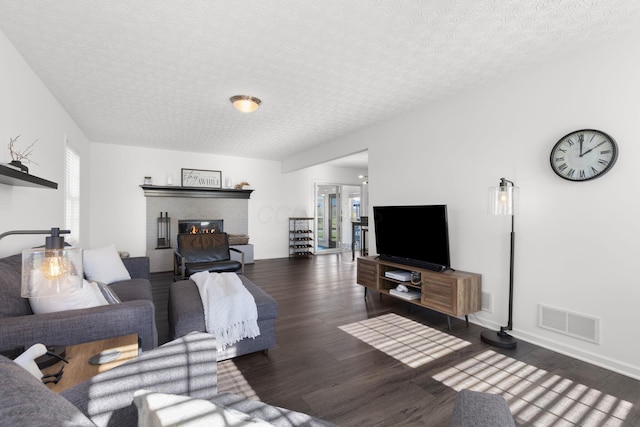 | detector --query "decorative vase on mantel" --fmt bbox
[9,160,28,173]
